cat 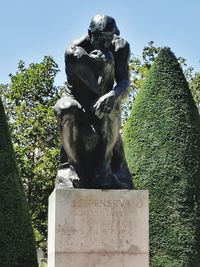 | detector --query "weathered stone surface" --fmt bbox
[48,189,149,267]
